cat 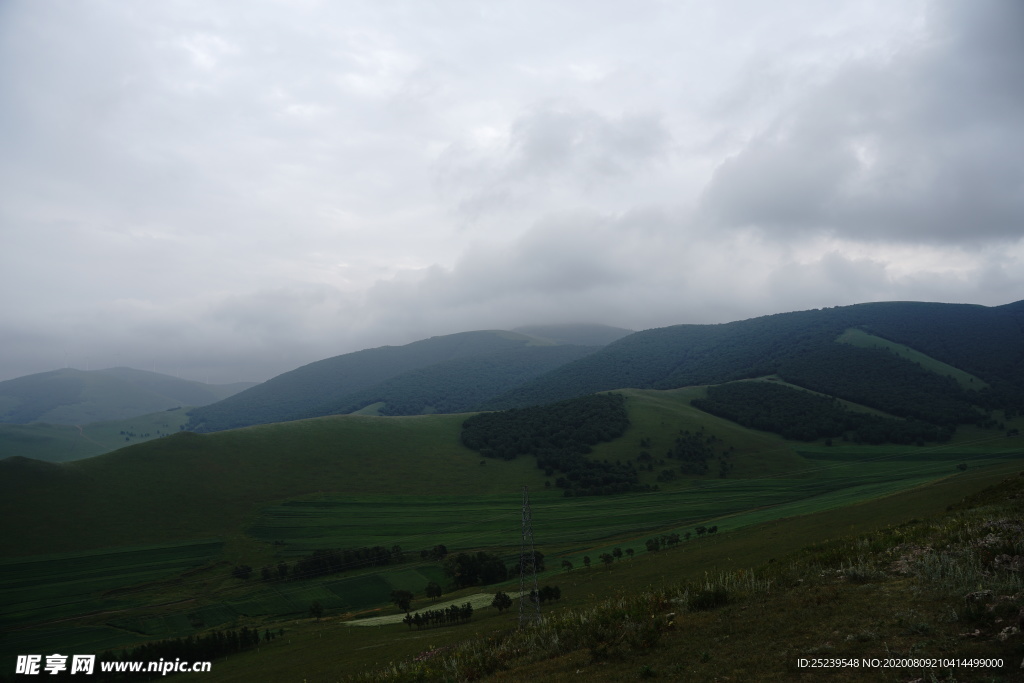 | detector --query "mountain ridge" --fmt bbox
[0,367,256,425]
